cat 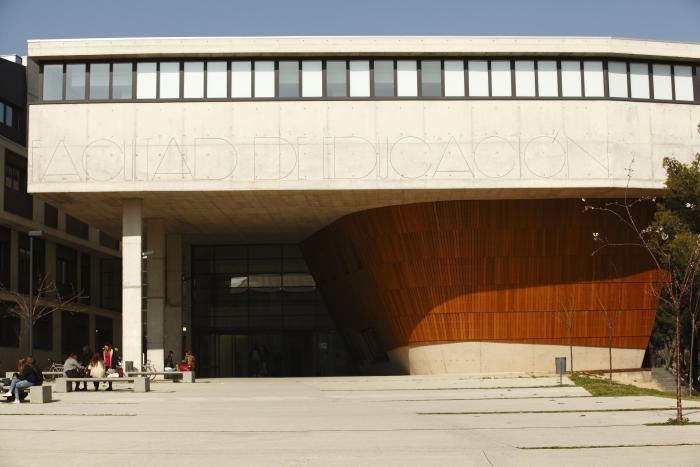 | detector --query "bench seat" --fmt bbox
[127,371,195,383]
[56,377,150,393]
[2,385,52,403]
